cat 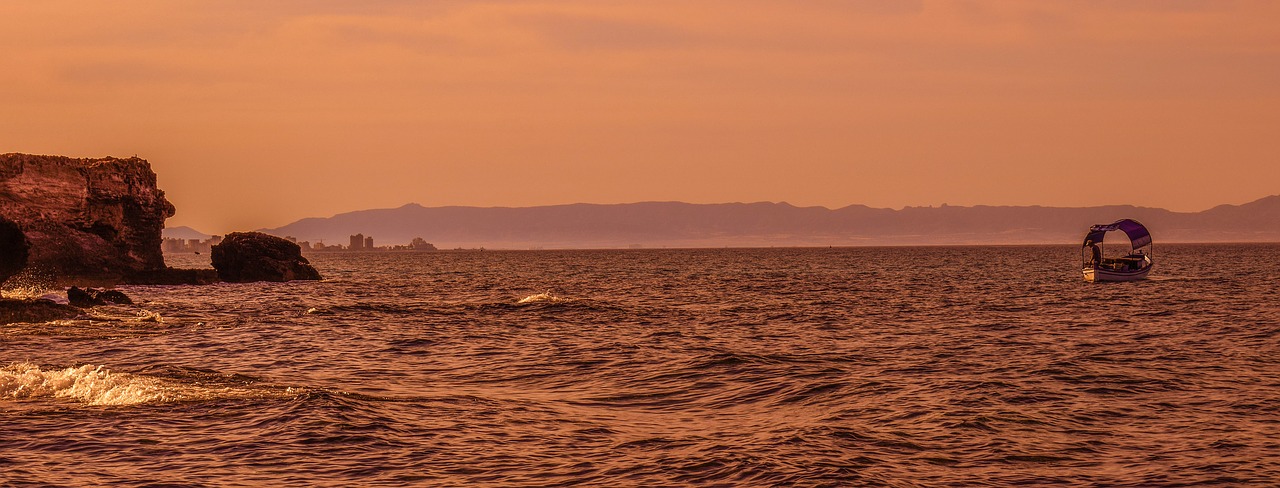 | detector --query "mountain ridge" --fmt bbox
[254,196,1280,248]
[162,225,212,240]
